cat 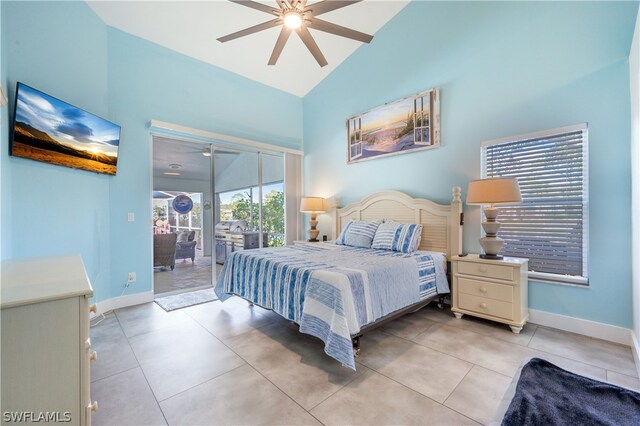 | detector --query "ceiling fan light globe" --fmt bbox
[284,12,302,29]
